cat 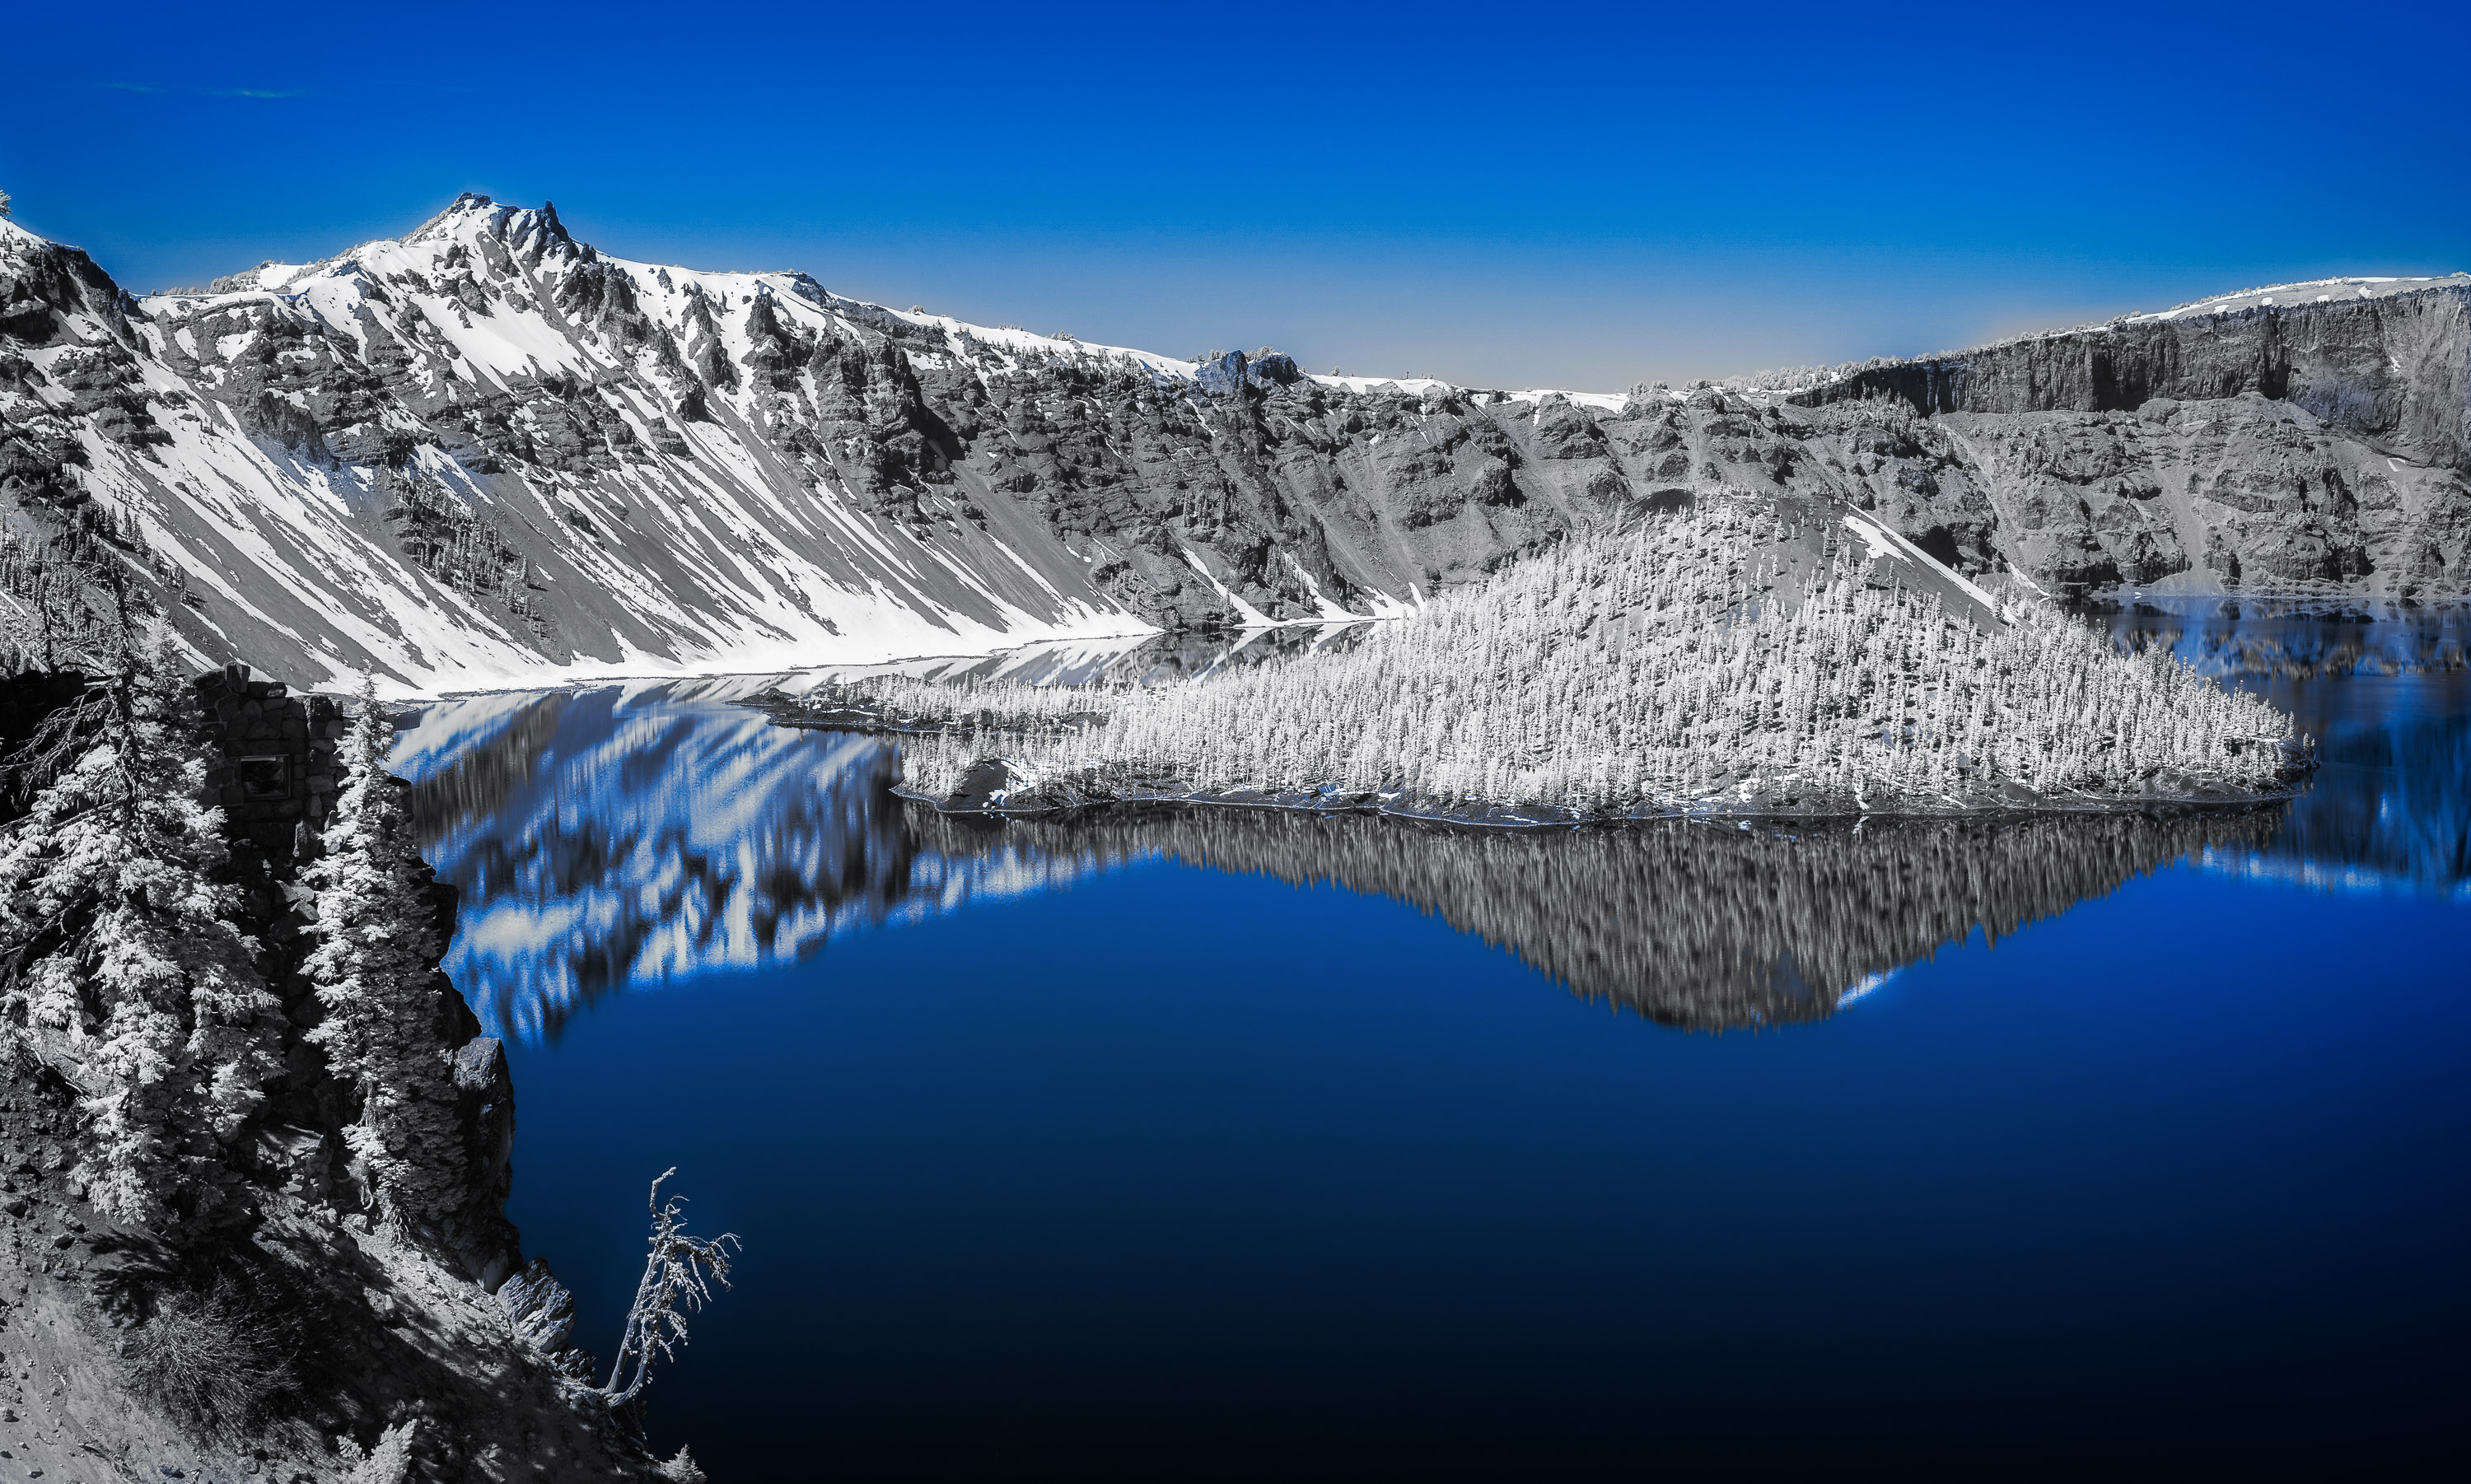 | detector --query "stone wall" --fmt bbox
[191,660,343,865]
